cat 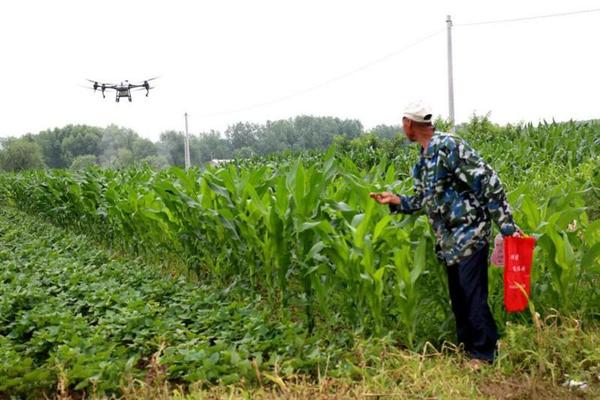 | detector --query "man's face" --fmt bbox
[402,117,417,142]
